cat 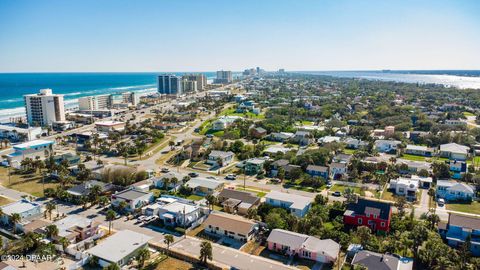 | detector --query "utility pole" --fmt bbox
[183,206,186,239]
